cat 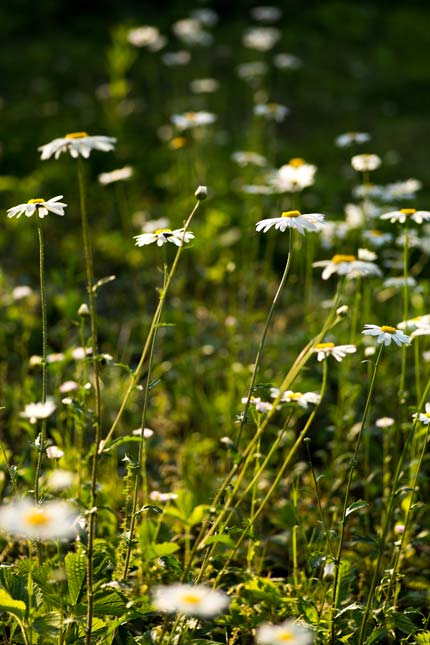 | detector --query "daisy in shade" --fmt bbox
[39,132,116,160]
[380,208,430,224]
[256,210,325,235]
[134,227,194,247]
[335,131,370,147]
[152,584,229,617]
[413,402,430,425]
[0,499,78,541]
[256,619,314,645]
[313,342,357,362]
[351,153,381,172]
[7,196,67,219]
[362,324,411,347]
[270,388,320,409]
[313,254,381,280]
